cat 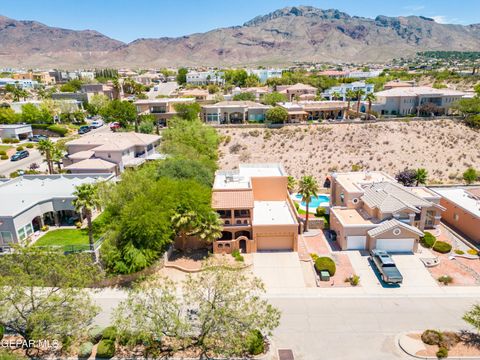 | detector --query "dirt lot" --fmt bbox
[218,119,480,183]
